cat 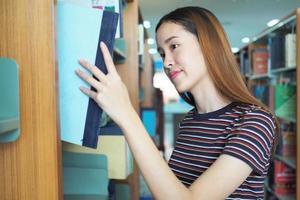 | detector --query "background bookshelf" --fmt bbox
[236,8,300,200]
